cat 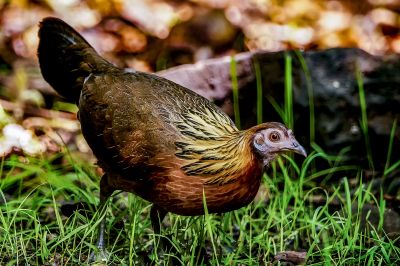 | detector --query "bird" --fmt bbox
[37,17,307,260]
